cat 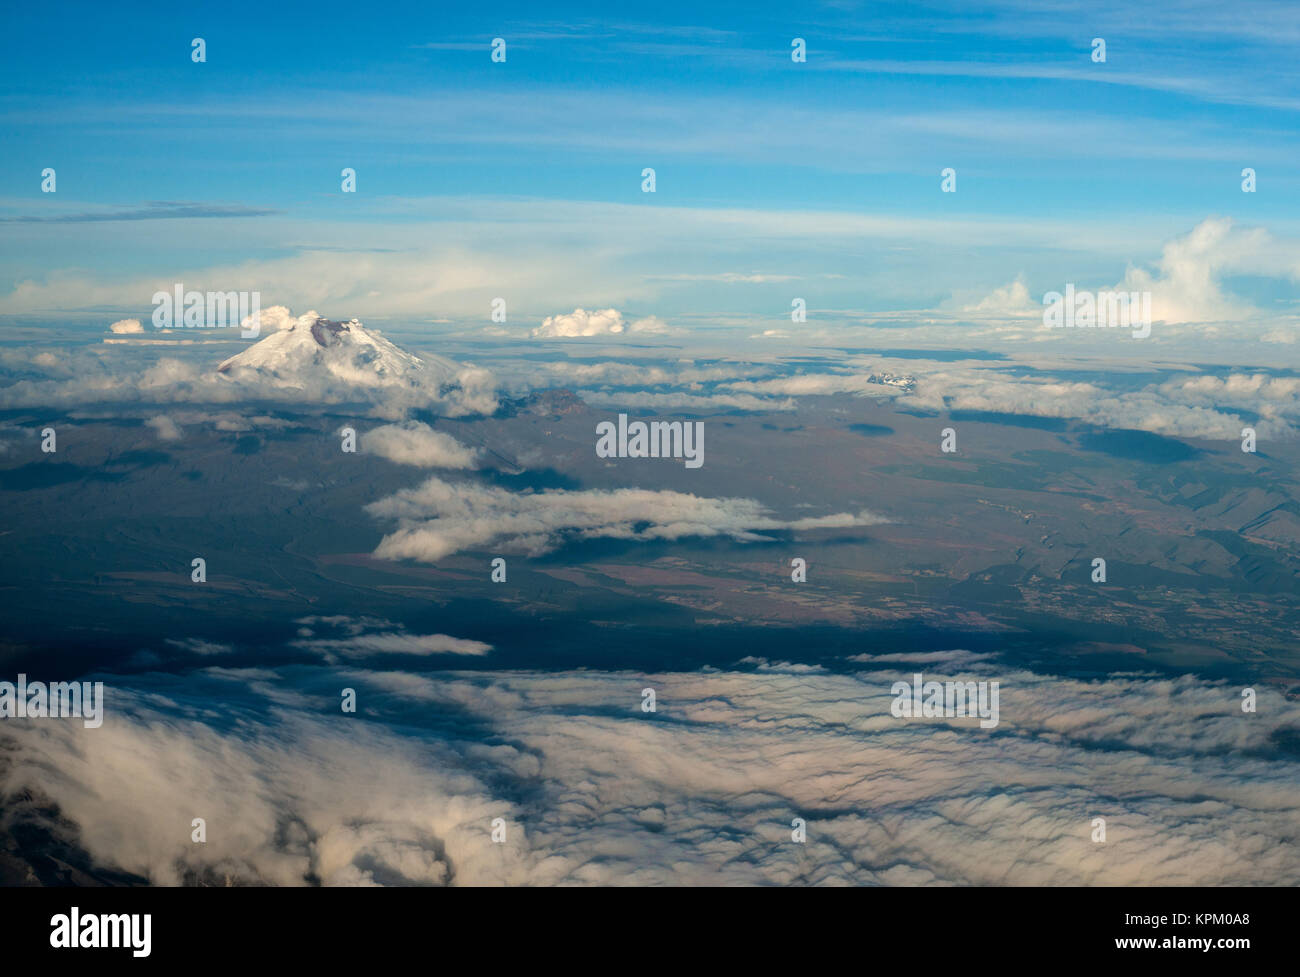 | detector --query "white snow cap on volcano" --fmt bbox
[218,311,451,387]
[217,310,496,417]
